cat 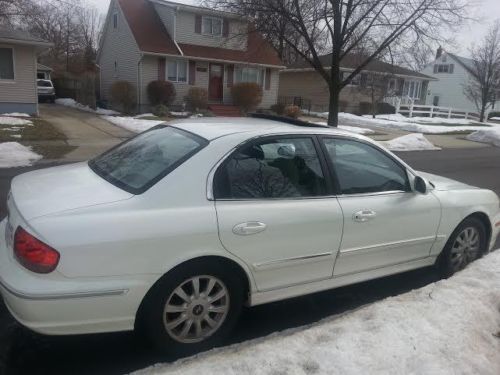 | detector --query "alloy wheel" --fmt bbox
[449,226,480,271]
